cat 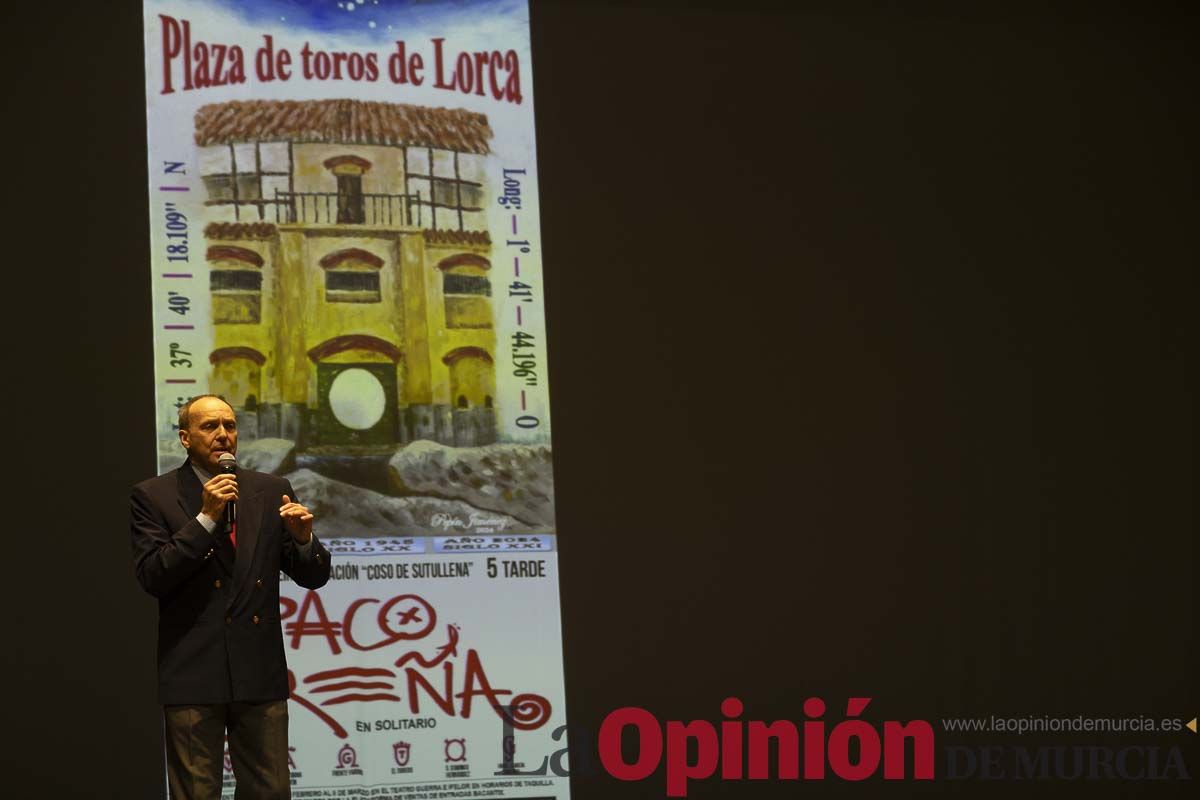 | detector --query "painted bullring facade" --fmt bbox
[198,98,497,448]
